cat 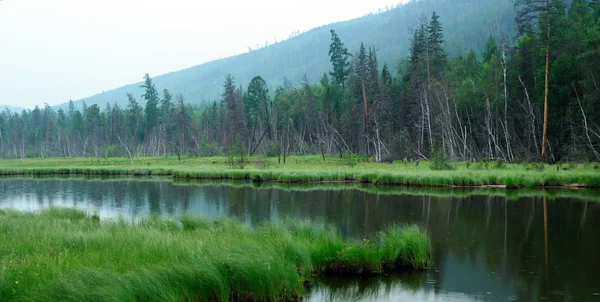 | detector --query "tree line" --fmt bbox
[1,1,599,162]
